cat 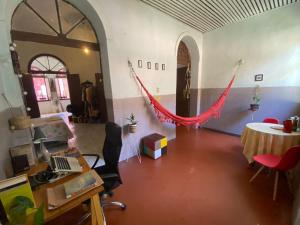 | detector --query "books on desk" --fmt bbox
[64,171,96,198]
[0,175,35,222]
[46,170,103,209]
